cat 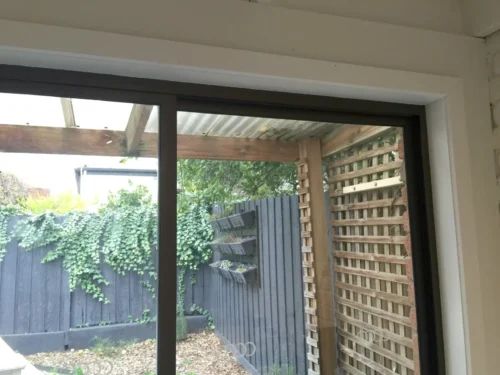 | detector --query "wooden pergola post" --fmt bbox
[297,138,336,375]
